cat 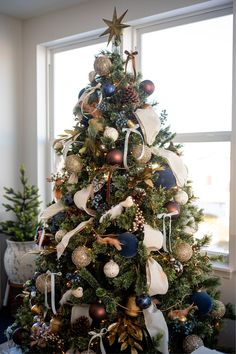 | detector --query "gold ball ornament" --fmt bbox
[31,304,43,315]
[174,242,193,262]
[53,141,63,151]
[35,273,51,293]
[50,317,61,333]
[65,155,83,174]
[103,260,120,278]
[94,55,112,76]
[71,246,92,268]
[211,300,226,318]
[81,351,96,354]
[125,296,140,317]
[103,126,119,142]
[131,145,152,164]
[174,190,189,205]
[183,334,204,353]
[55,229,67,243]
